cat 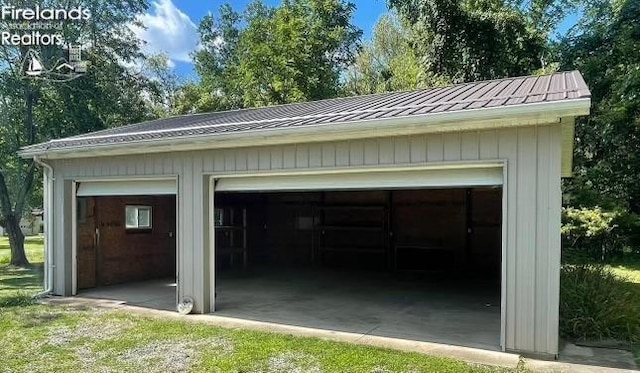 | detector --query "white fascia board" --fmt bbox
[23,98,590,160]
